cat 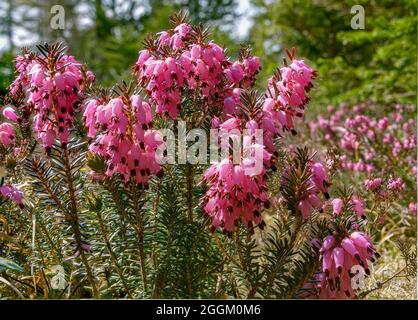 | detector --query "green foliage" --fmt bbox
[0,51,13,100]
[0,101,328,298]
[250,0,417,108]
